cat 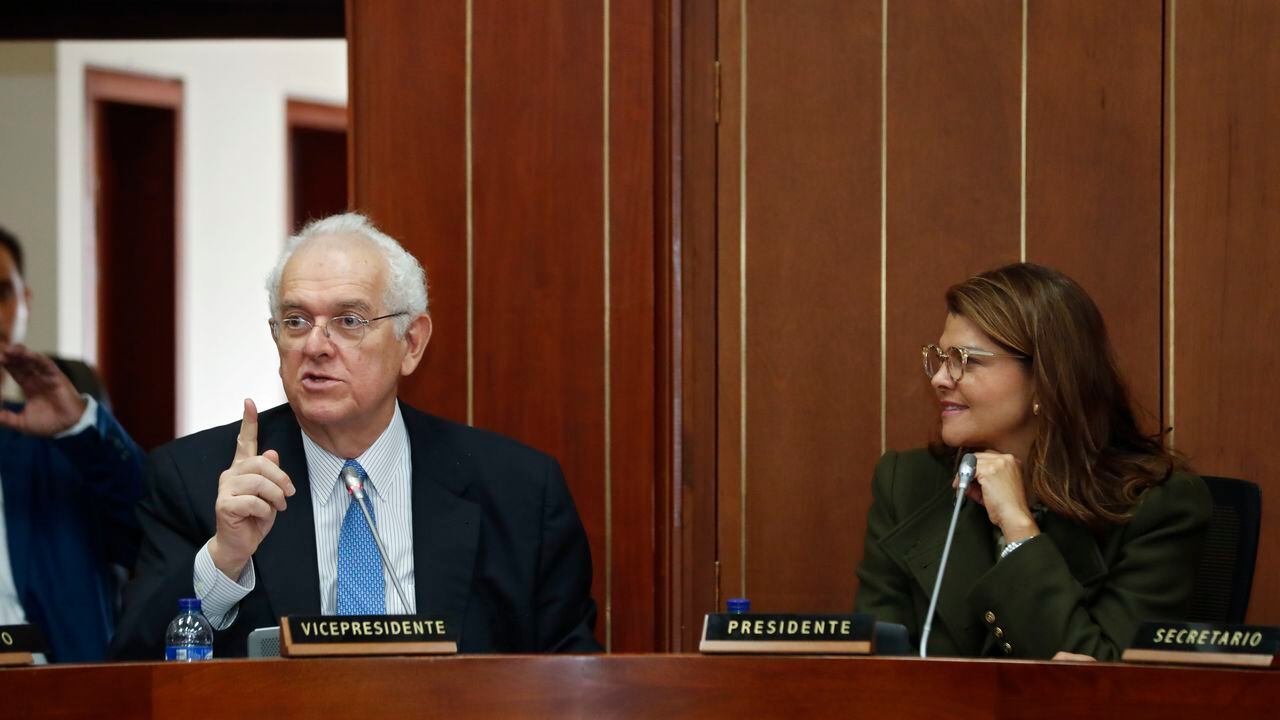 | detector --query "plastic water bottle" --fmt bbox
[165,598,214,661]
[726,597,751,614]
